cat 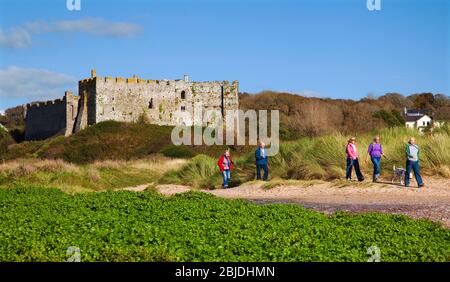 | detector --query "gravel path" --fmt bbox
[154,178,450,228]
